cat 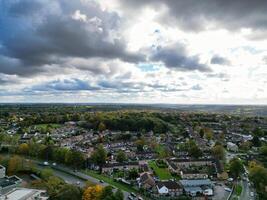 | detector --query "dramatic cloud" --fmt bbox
[0,0,144,76]
[151,43,210,72]
[120,0,267,32]
[0,0,266,104]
